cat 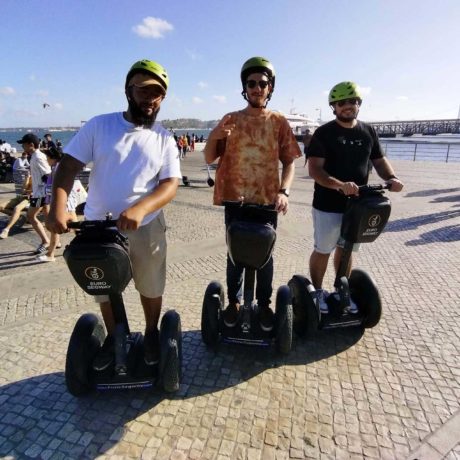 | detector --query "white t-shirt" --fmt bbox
[64,112,182,225]
[30,149,51,198]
